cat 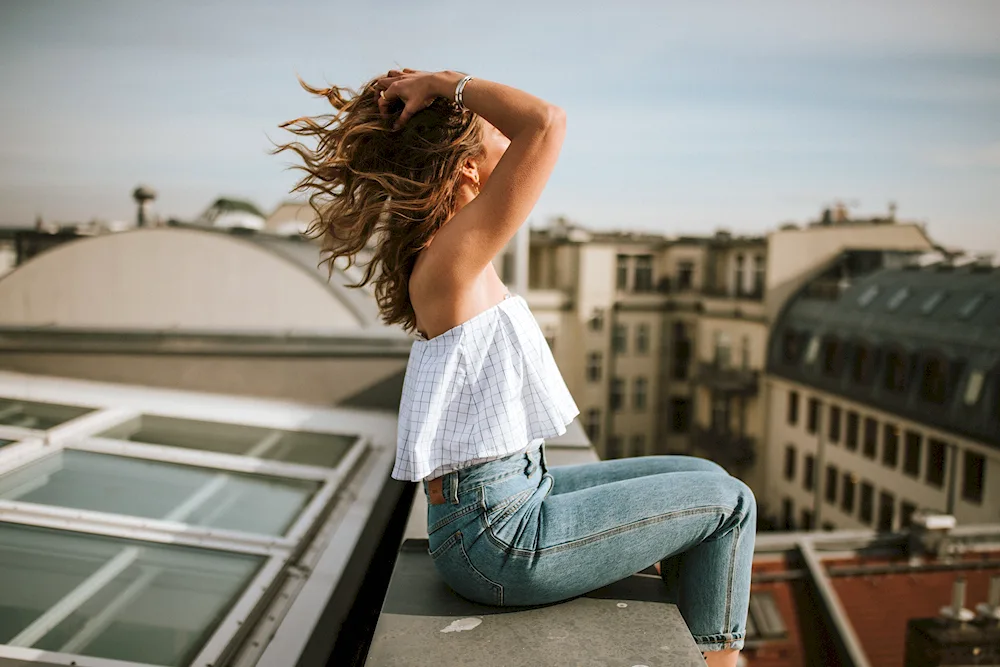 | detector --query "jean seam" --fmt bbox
[439,530,503,606]
[486,504,733,557]
[485,487,535,526]
[427,503,479,535]
[469,467,530,488]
